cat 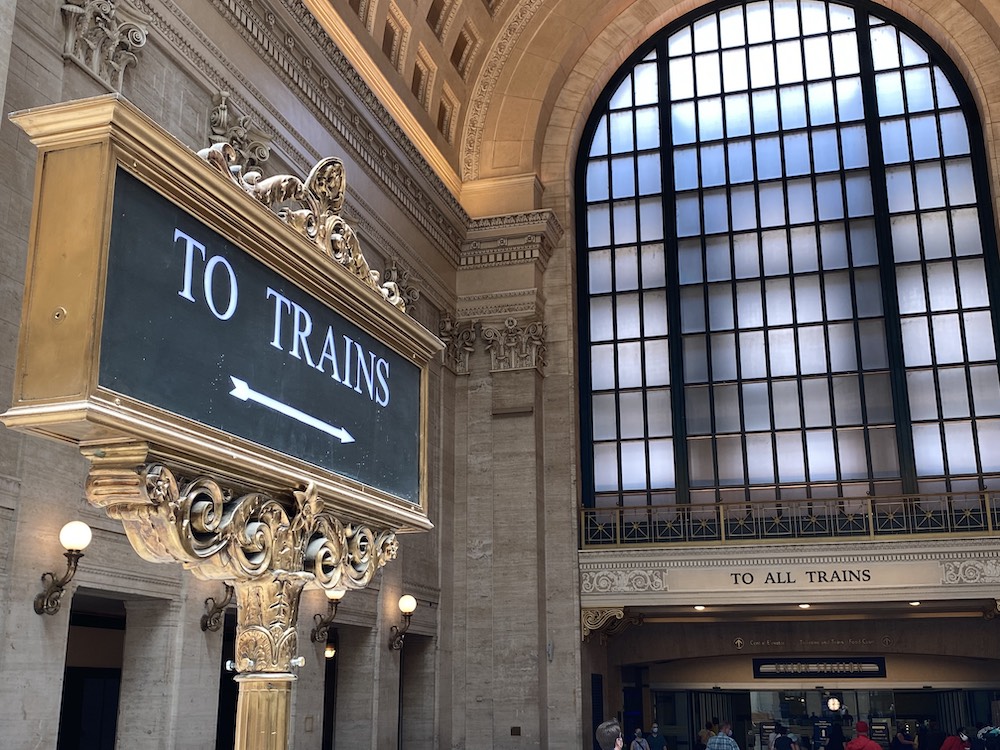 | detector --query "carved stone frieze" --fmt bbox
[481,317,546,372]
[580,567,668,595]
[82,445,399,674]
[210,91,272,168]
[942,559,1000,584]
[581,607,644,643]
[61,0,151,92]
[197,143,405,311]
[439,313,477,374]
